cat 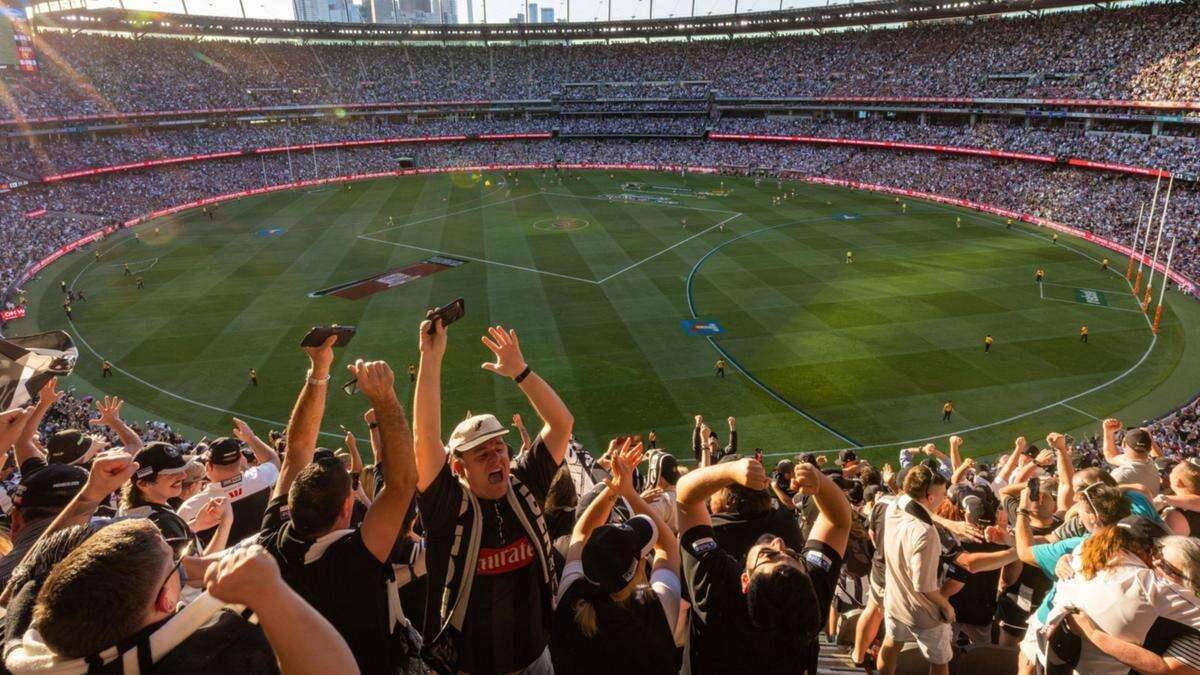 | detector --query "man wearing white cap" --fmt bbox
[413,315,575,675]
